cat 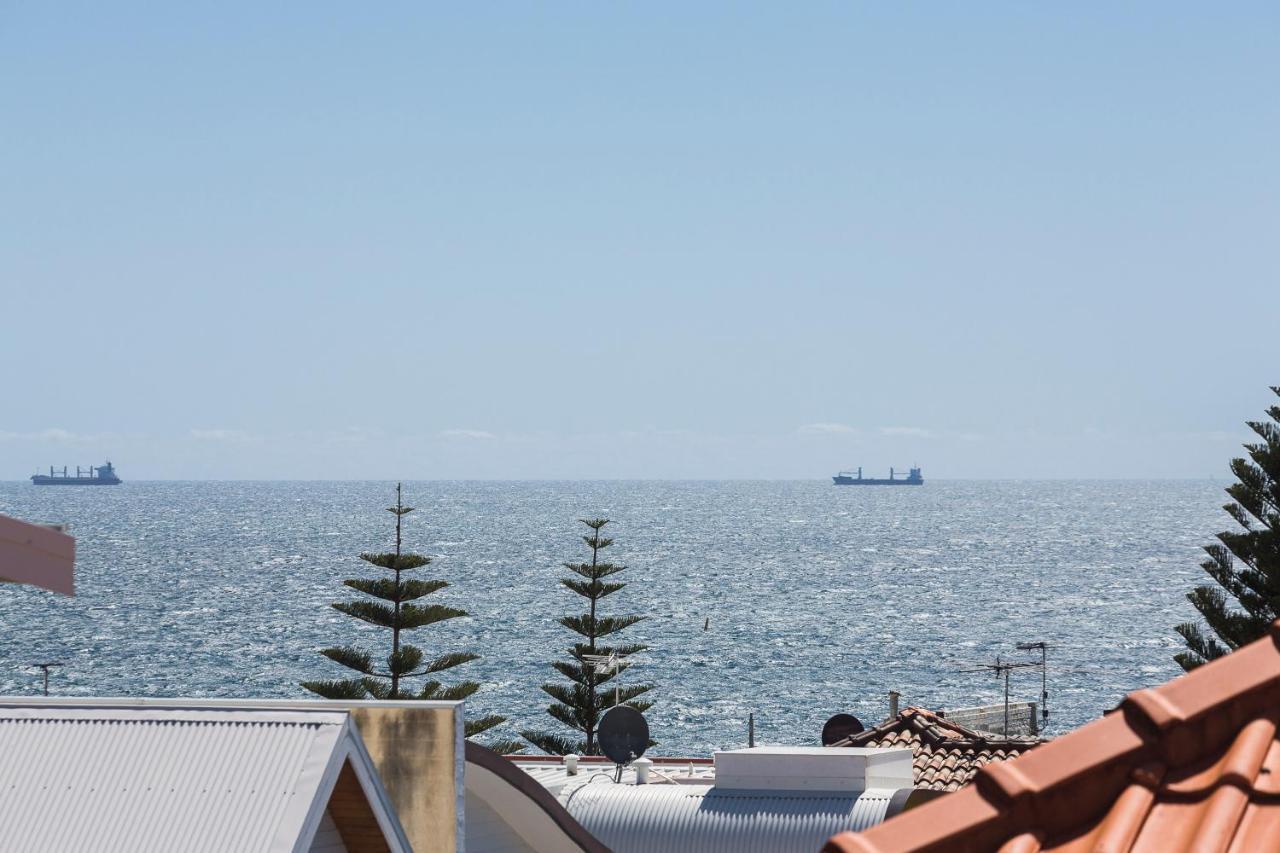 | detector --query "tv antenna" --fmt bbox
[1016,641,1050,729]
[583,652,623,707]
[30,662,63,696]
[960,655,1041,736]
[598,705,649,782]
